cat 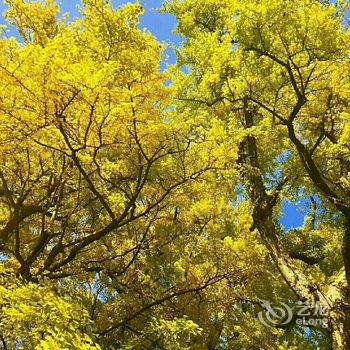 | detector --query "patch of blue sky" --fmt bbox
[280,198,310,229]
[276,149,292,163]
[0,0,182,71]
[0,252,7,261]
[280,194,325,230]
